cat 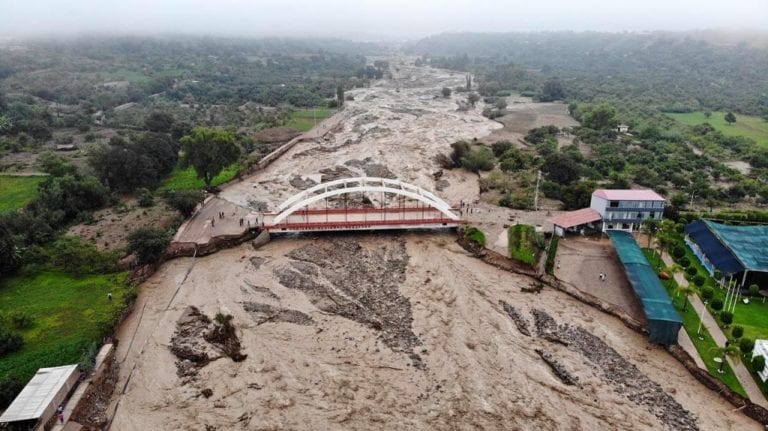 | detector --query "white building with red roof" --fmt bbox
[548,189,665,236]
[590,189,665,232]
